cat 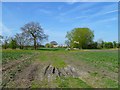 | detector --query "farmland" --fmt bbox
[1,49,118,88]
